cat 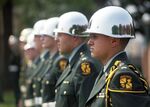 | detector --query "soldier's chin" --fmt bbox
[91,53,99,59]
[91,53,96,58]
[58,48,62,52]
